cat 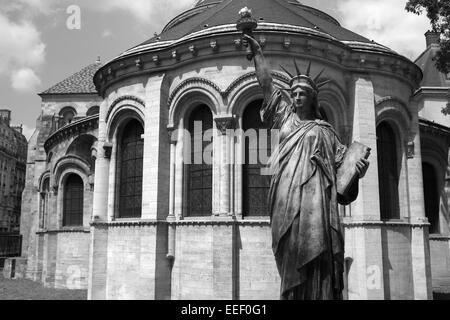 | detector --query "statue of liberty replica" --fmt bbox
[238,8,370,300]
